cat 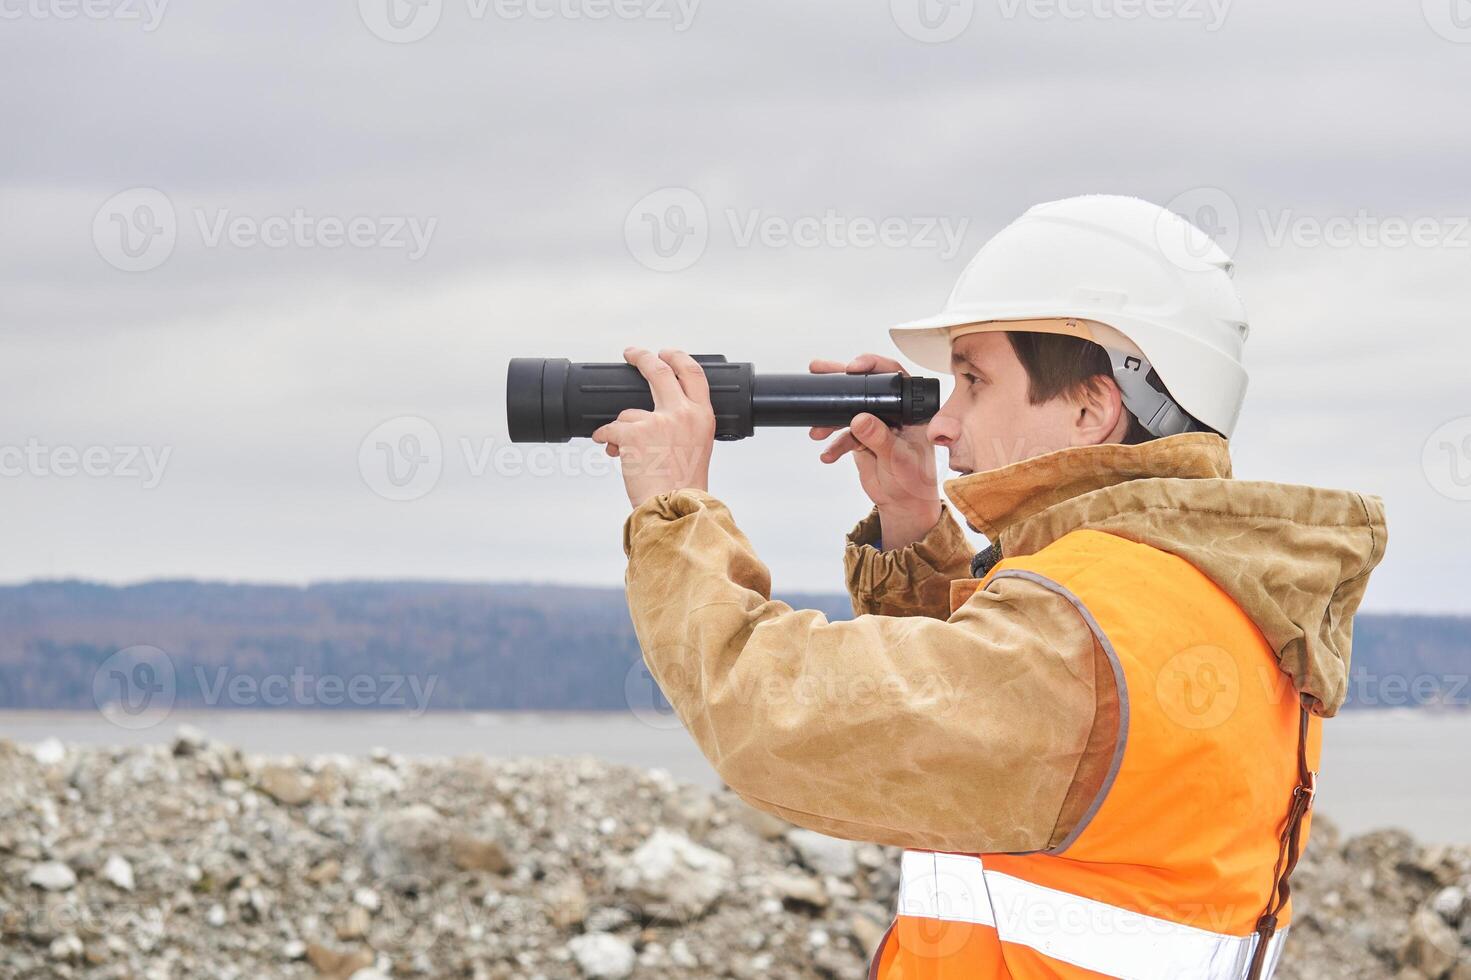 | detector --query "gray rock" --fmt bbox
[733,802,791,840]
[853,916,889,961]
[449,832,511,873]
[255,765,316,806]
[669,938,699,968]
[567,932,636,979]
[47,934,83,962]
[364,804,448,879]
[814,944,864,978]
[1401,907,1461,979]
[767,870,829,910]
[336,905,371,940]
[31,738,66,767]
[546,875,589,929]
[25,861,77,892]
[786,829,857,878]
[615,828,733,921]
[101,854,135,892]
[586,905,634,933]
[1431,885,1466,925]
[172,724,208,756]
